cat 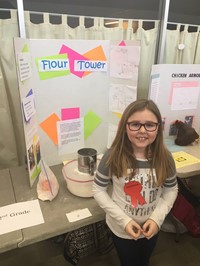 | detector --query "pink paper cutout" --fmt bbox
[61,107,80,120]
[59,45,88,78]
[119,41,126,46]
